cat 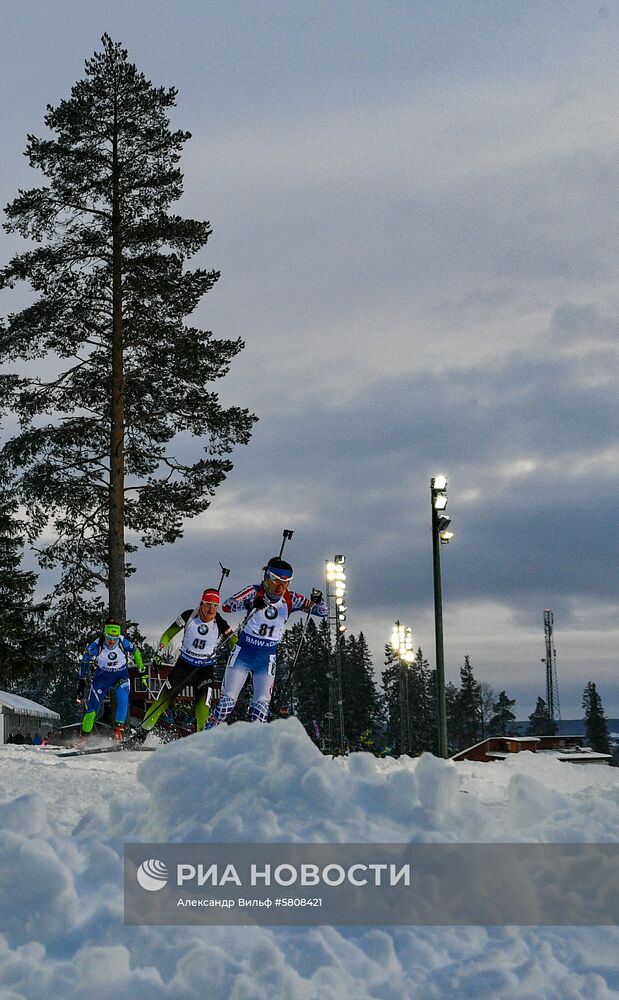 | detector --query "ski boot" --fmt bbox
[73,731,90,749]
[112,724,125,742]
